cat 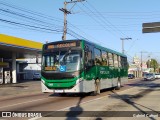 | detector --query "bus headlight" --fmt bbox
[42,80,45,84]
[76,78,82,84]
